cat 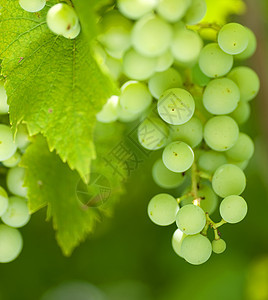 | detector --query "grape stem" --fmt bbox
[187,22,222,33]
[177,192,192,205]
[202,213,227,238]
